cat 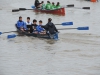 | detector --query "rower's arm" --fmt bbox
[53,23,58,32]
